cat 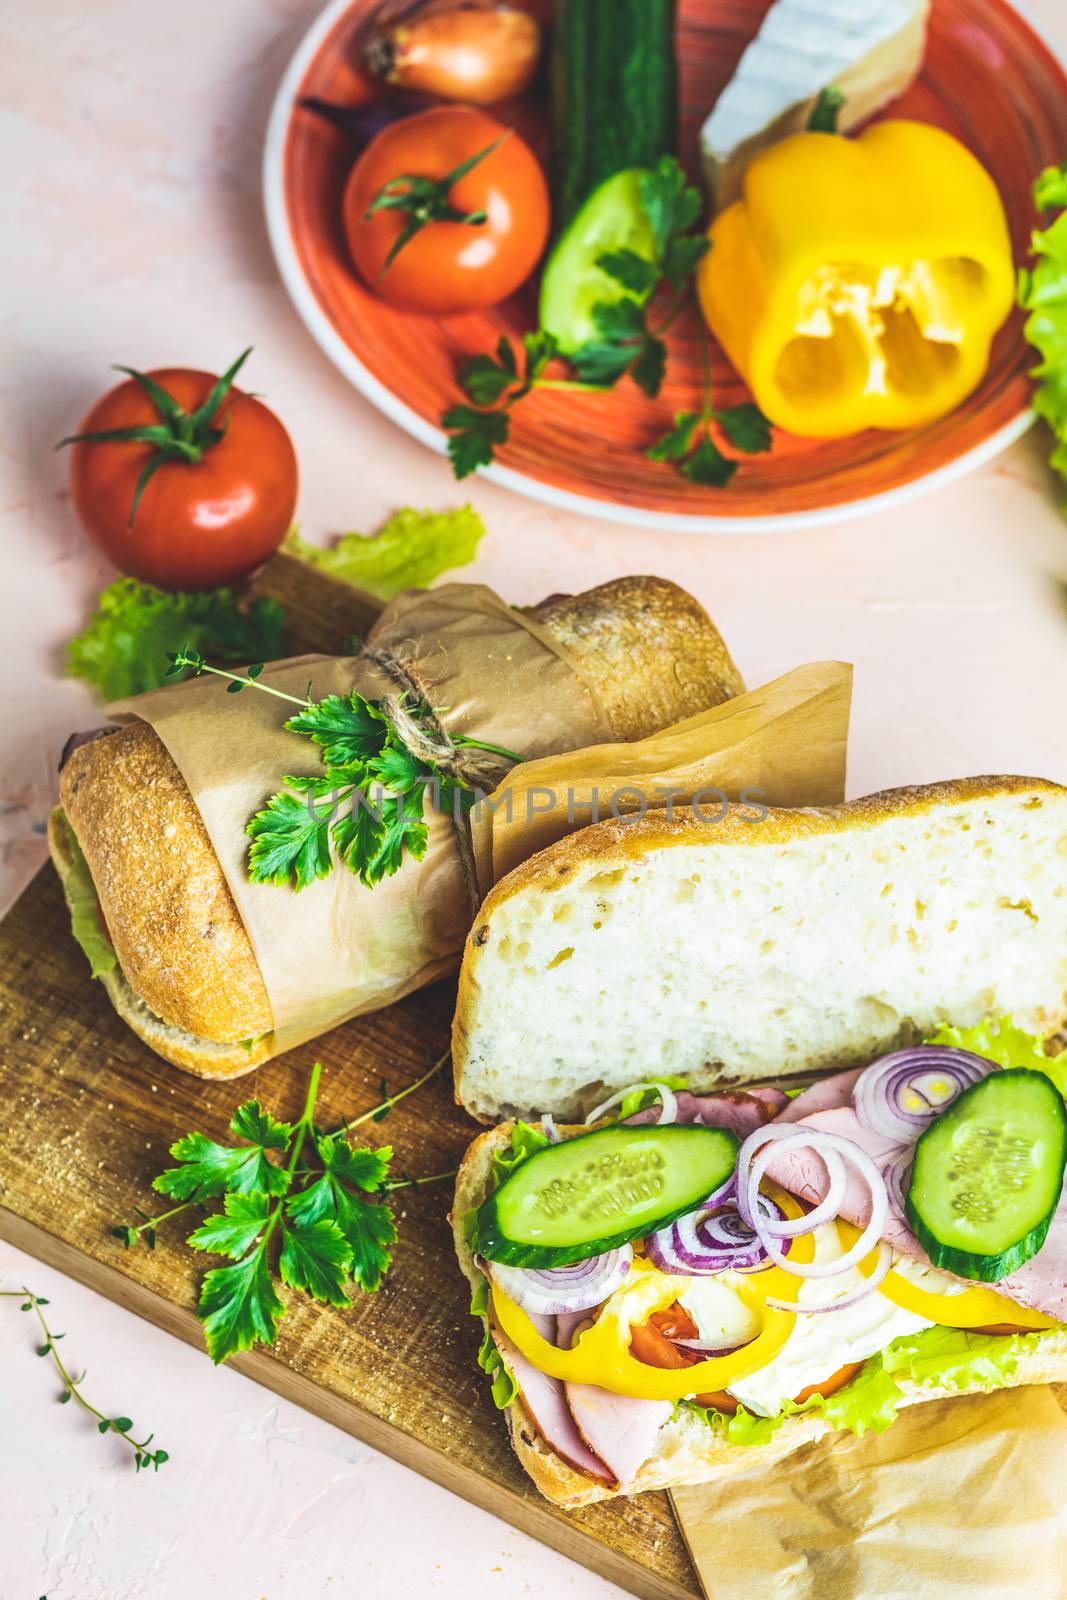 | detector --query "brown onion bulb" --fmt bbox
[365,3,542,107]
